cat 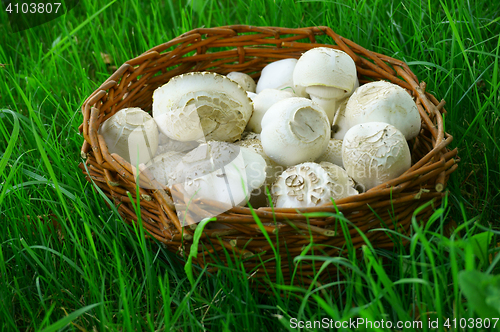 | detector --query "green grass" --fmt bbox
[1,0,499,331]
